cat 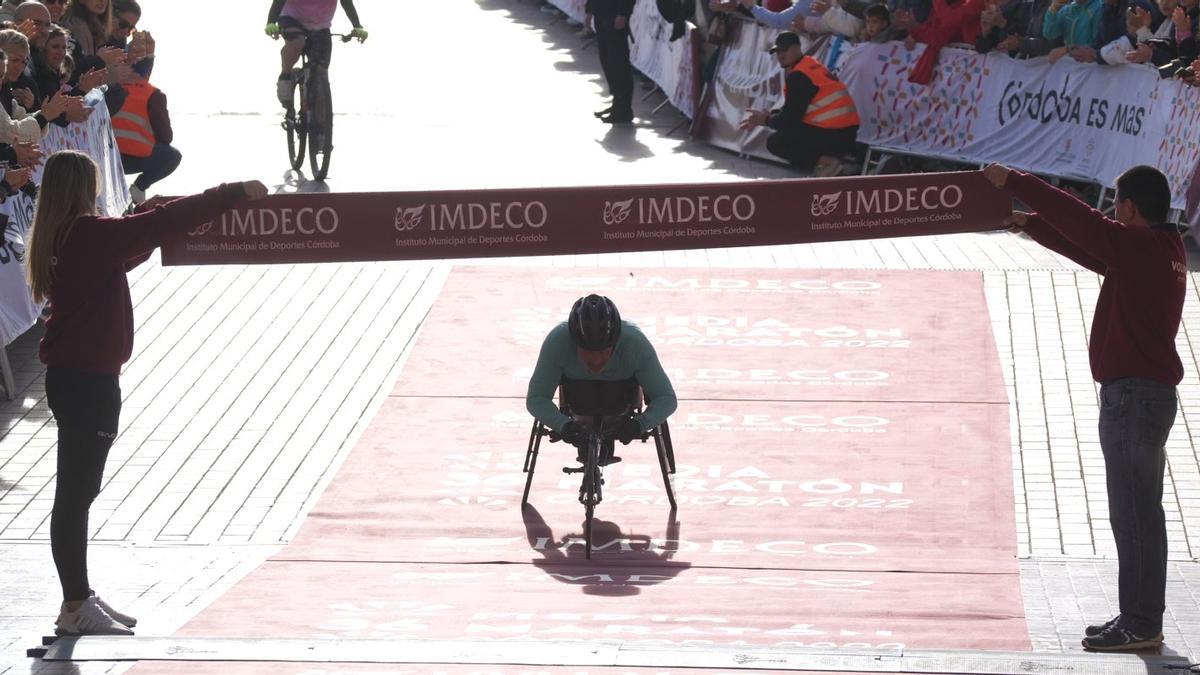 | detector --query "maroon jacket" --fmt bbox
[1006,171,1187,386]
[39,184,246,375]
